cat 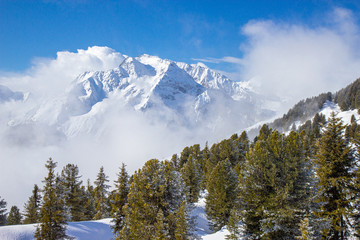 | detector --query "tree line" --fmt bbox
[0,112,360,239]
